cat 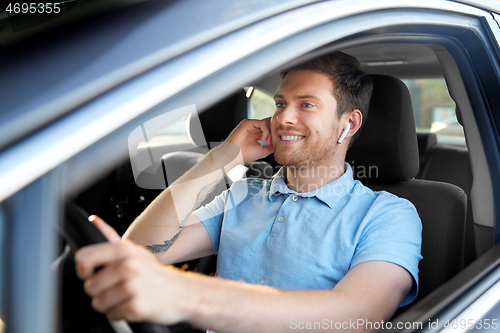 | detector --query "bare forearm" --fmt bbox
[181,273,389,333]
[122,144,241,255]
